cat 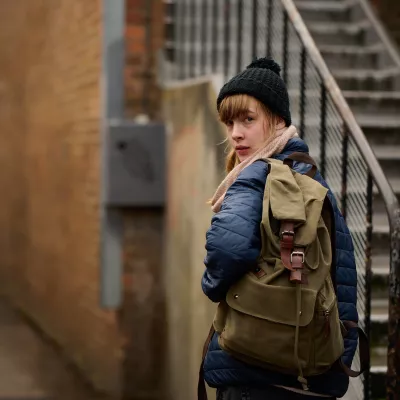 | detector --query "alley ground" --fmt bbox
[0,297,113,400]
